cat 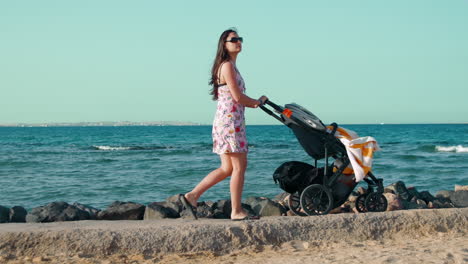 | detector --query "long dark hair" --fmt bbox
[209,28,237,100]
